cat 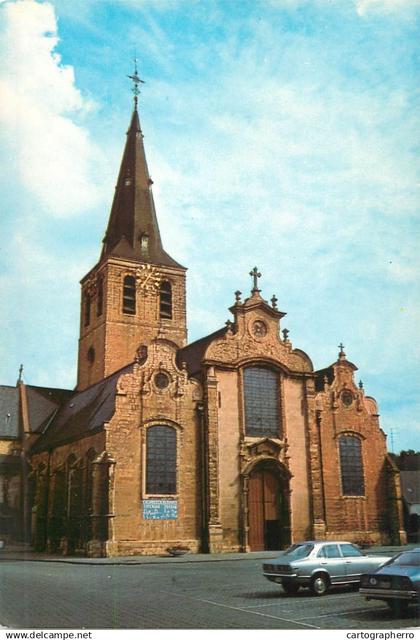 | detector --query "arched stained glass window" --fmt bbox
[122,275,136,315]
[146,425,177,494]
[339,435,365,496]
[160,281,172,319]
[243,366,281,437]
